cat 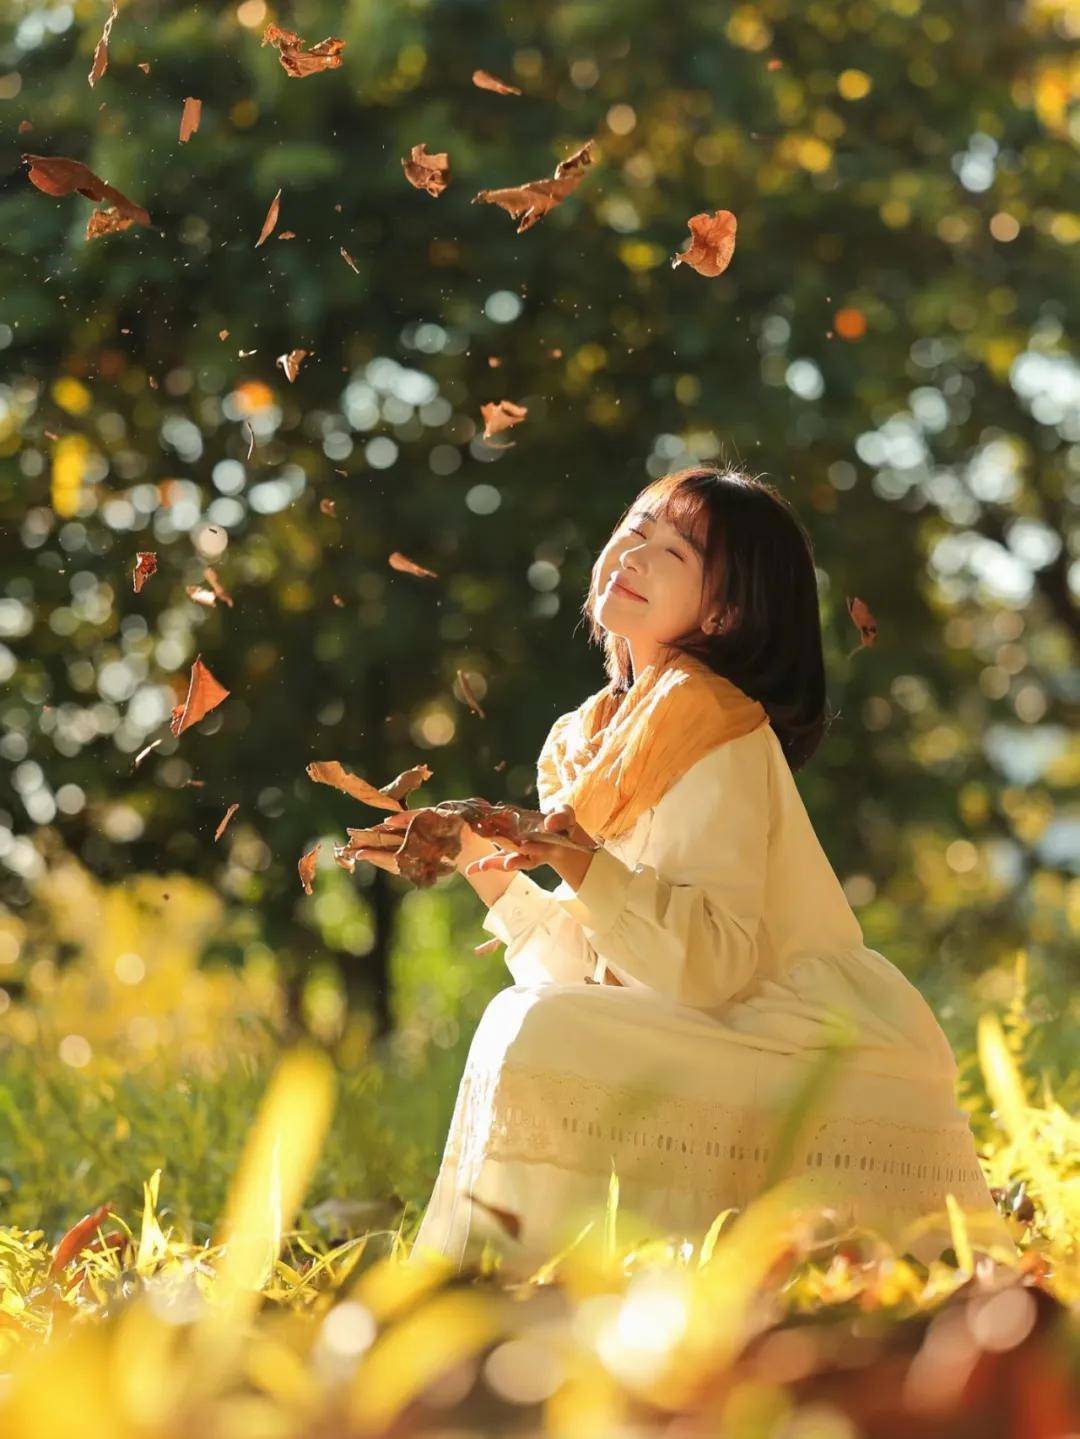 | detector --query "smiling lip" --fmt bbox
[610,577,647,601]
